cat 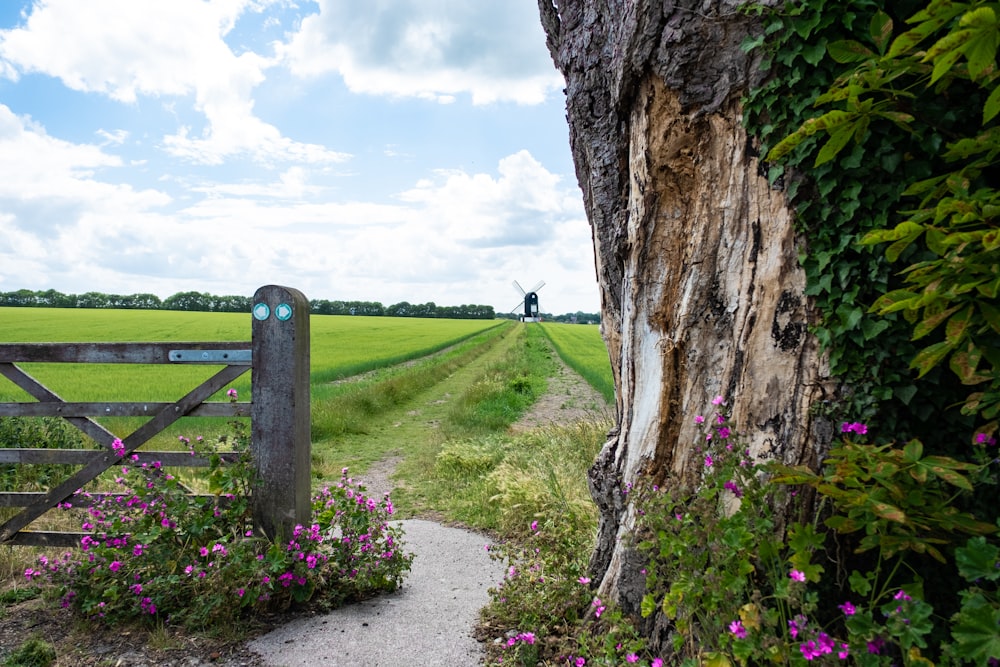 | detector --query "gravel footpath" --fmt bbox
[245,456,506,666]
[246,519,505,666]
